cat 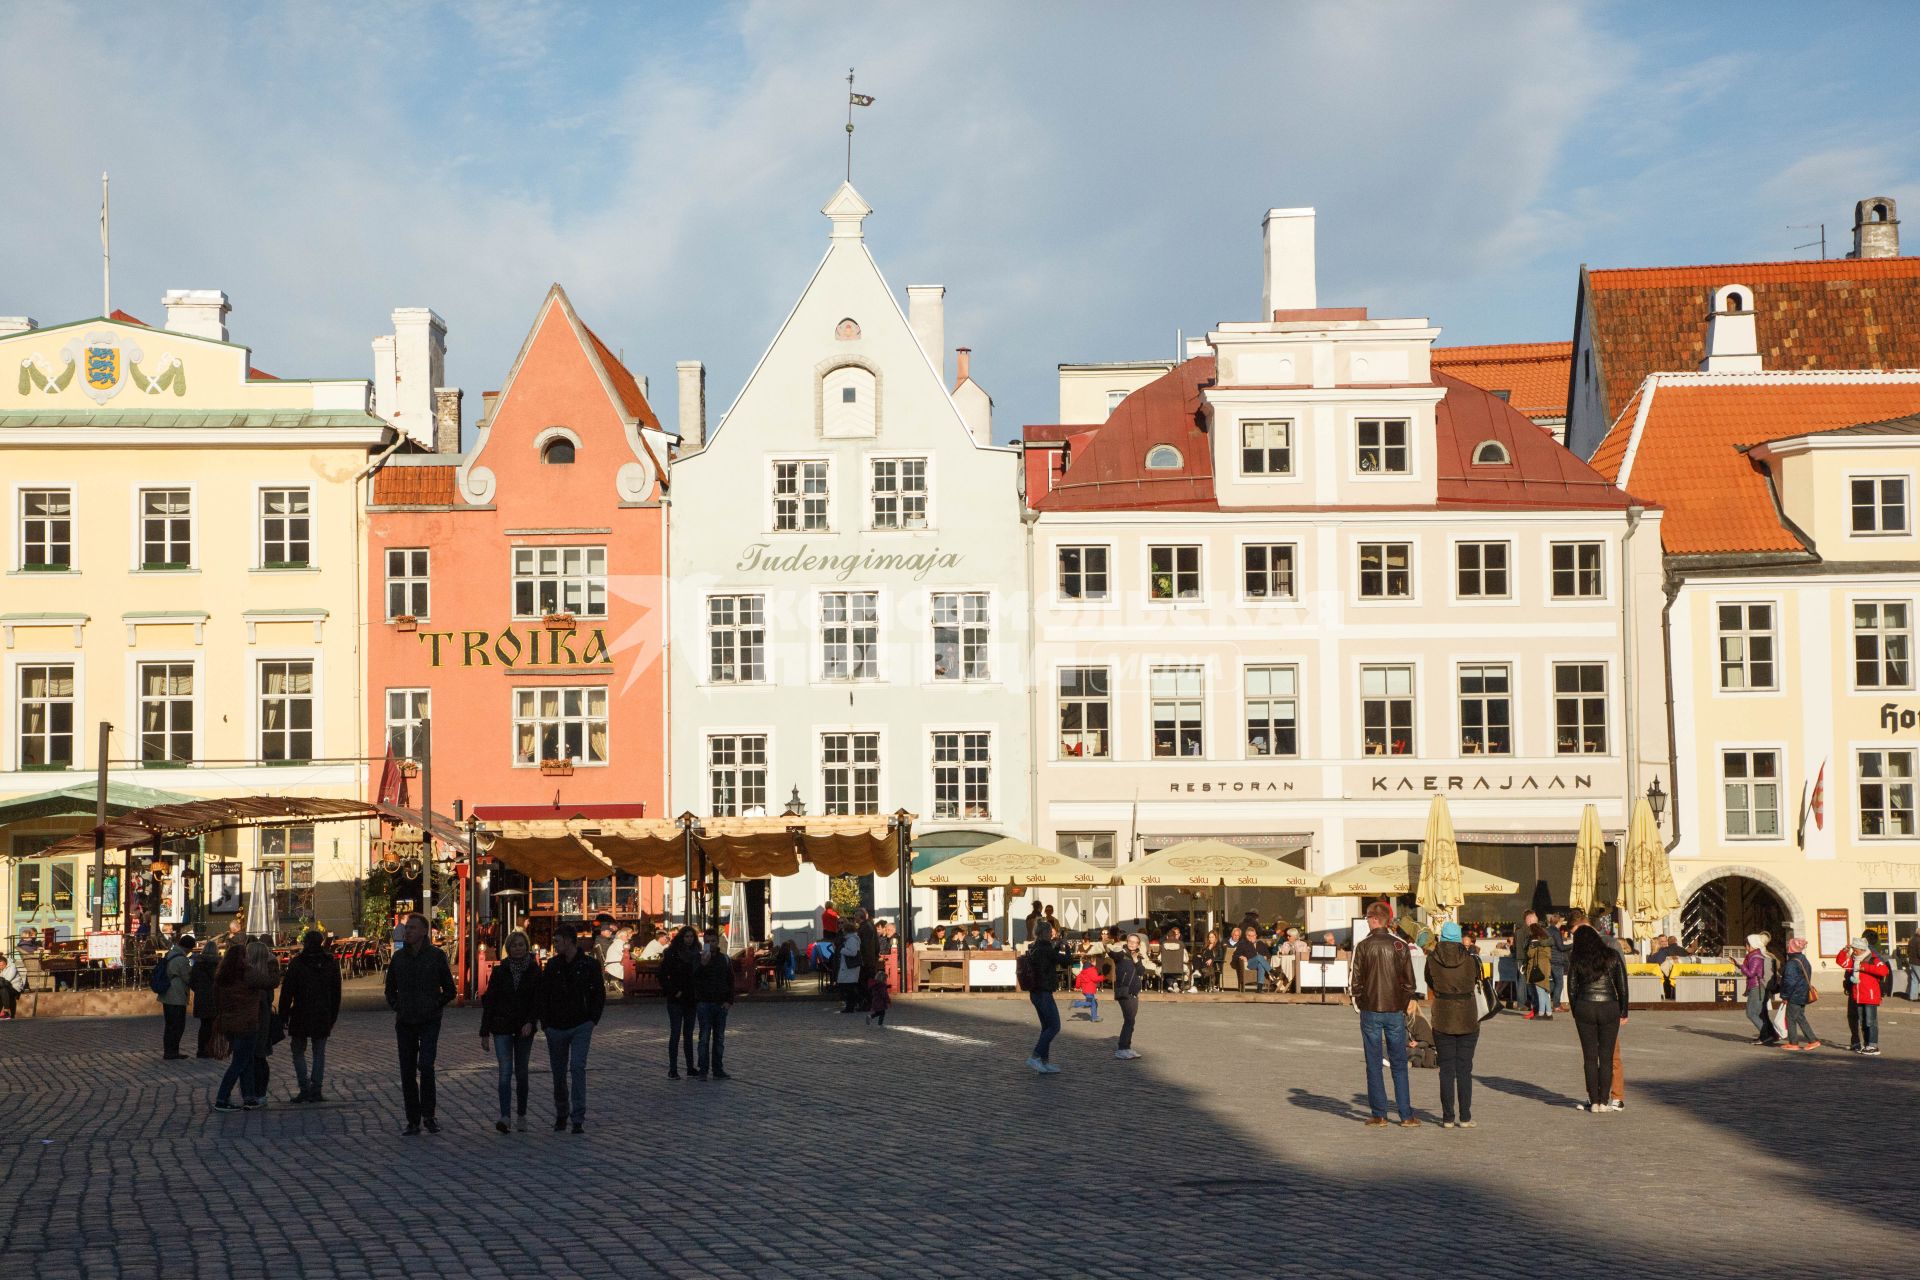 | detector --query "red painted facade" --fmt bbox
[366,286,669,922]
